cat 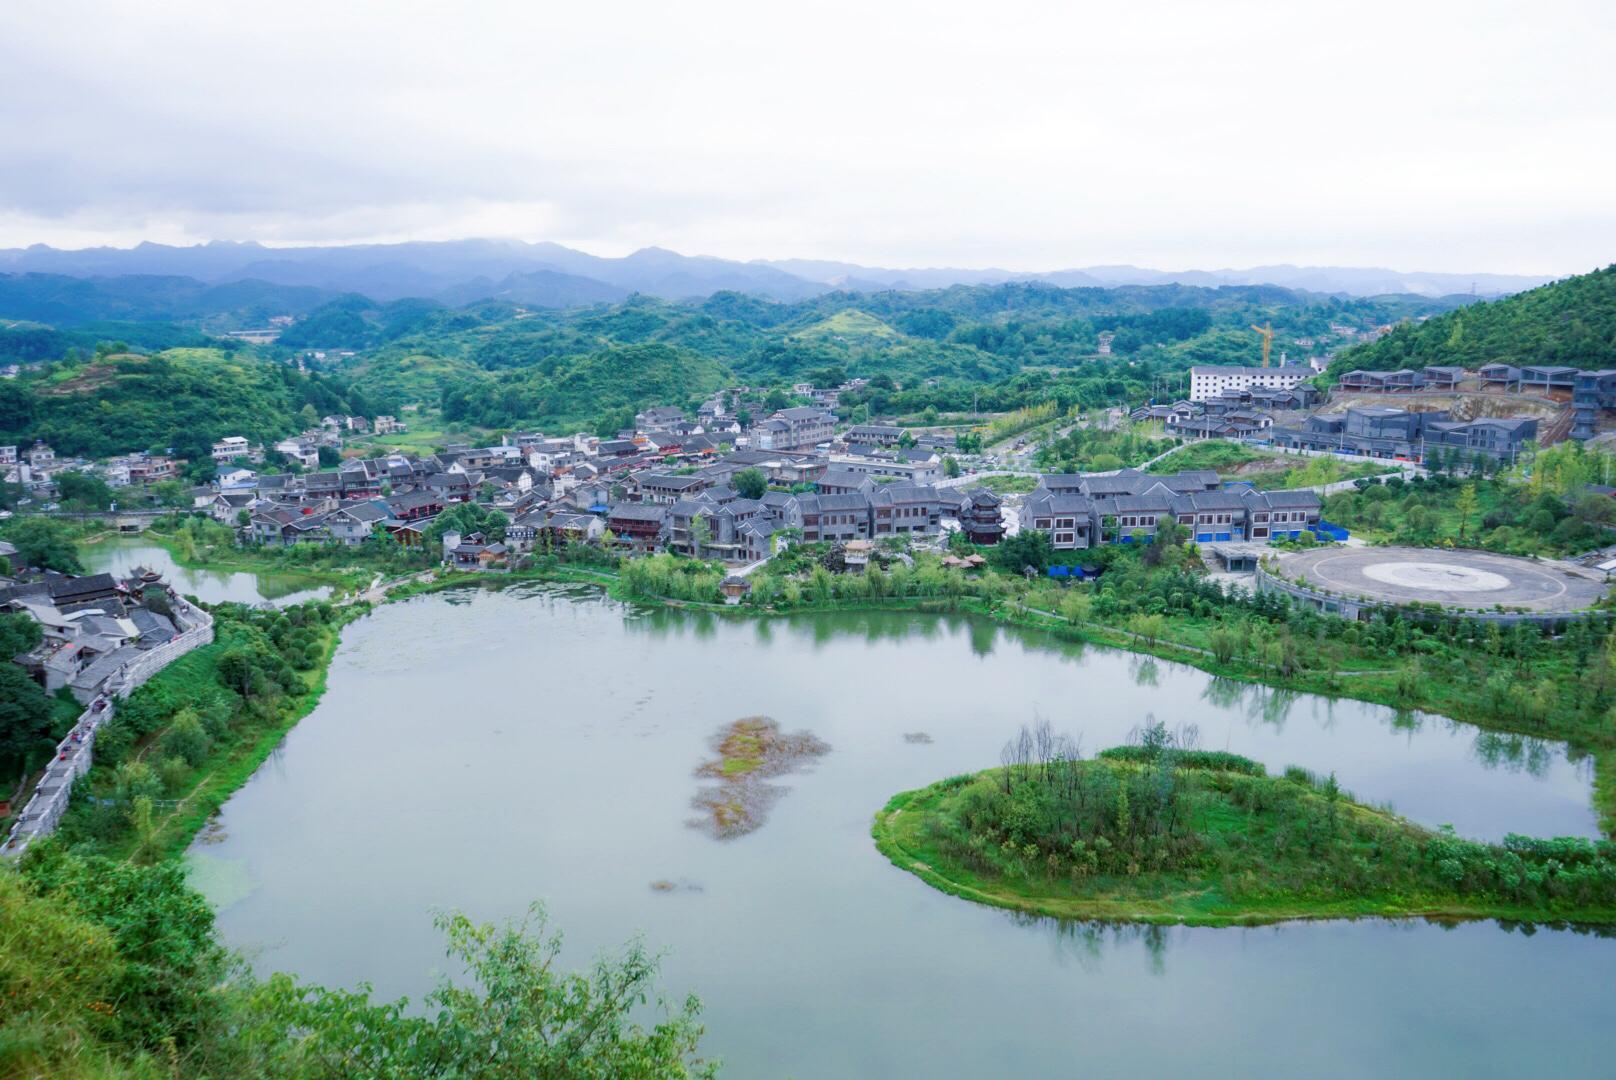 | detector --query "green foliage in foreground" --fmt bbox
[1,854,714,1079]
[875,724,1616,925]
